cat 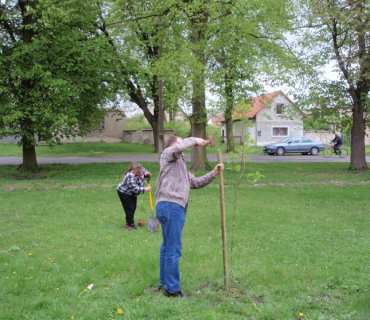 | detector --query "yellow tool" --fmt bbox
[146,178,158,232]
